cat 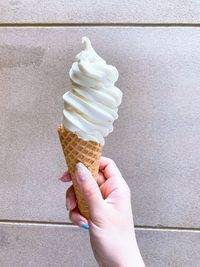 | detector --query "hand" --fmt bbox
[60,157,145,267]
